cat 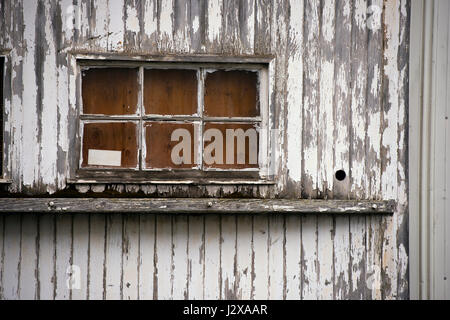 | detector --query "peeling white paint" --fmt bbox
[286,0,303,183]
[126,4,140,34]
[207,0,222,47]
[22,0,39,188]
[0,0,409,301]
